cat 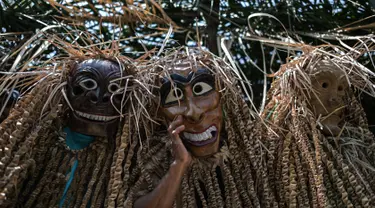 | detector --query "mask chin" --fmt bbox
[320,115,343,136]
[68,111,119,137]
